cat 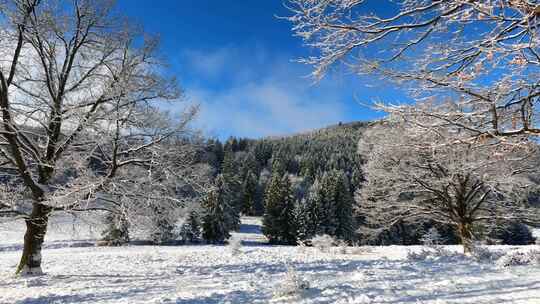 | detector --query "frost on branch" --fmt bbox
[357,117,540,254]
[287,0,540,142]
[0,0,206,274]
[273,265,310,299]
